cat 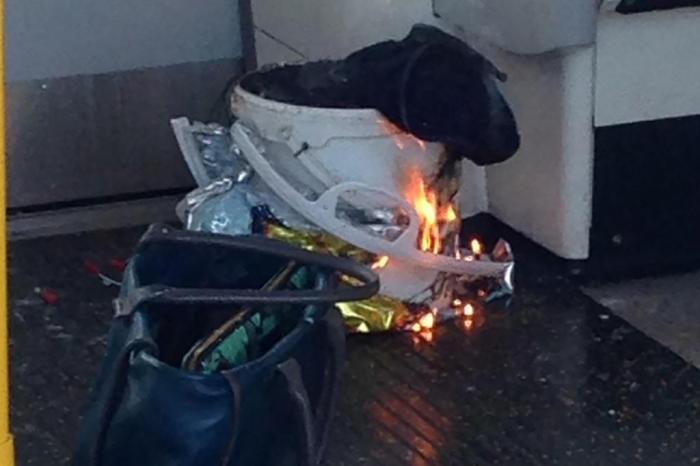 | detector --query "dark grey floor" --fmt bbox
[9,228,144,466]
[9,227,700,465]
[584,273,700,368]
